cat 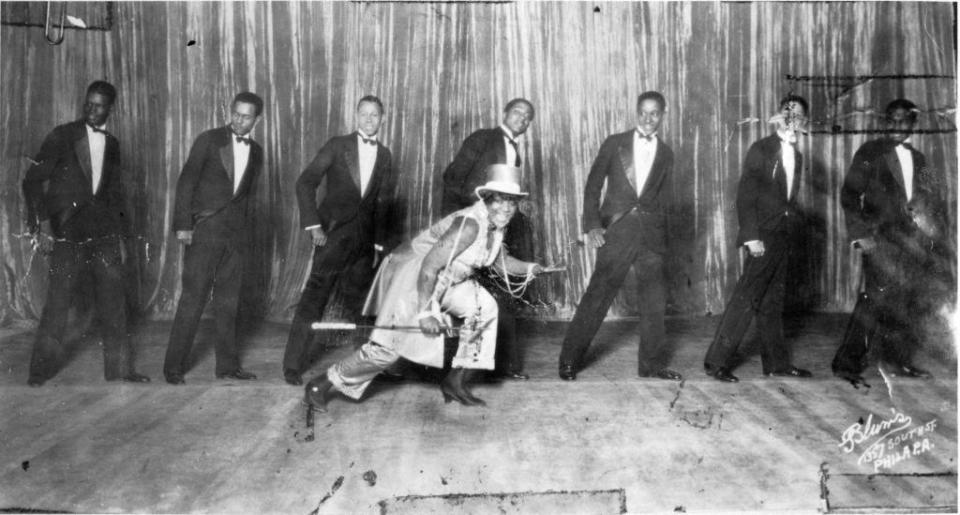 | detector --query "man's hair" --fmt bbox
[86,81,117,104]
[233,92,264,117]
[357,95,385,115]
[504,98,535,120]
[778,94,809,114]
[886,98,919,122]
[637,91,666,112]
